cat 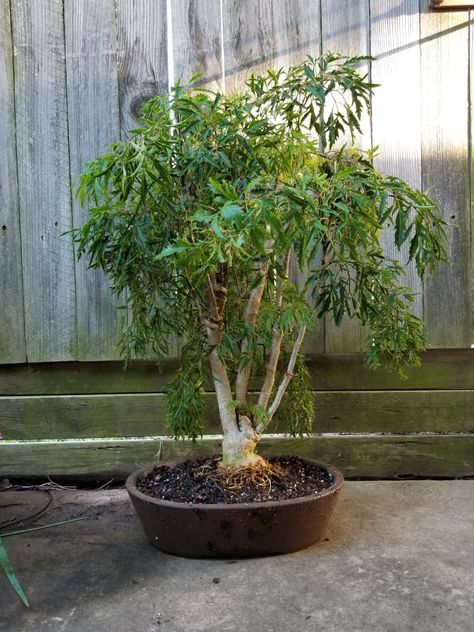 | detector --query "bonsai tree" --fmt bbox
[75,54,446,469]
